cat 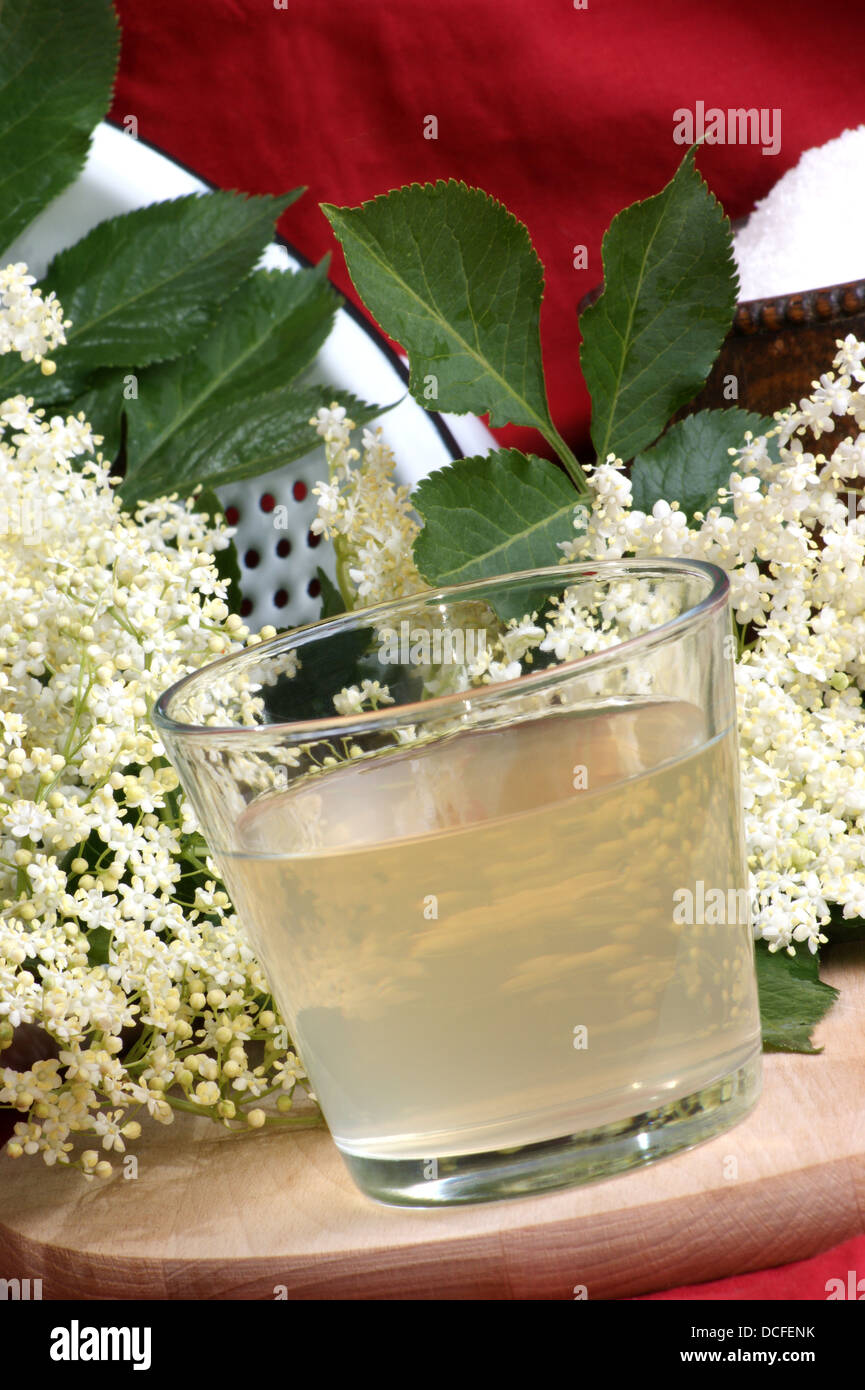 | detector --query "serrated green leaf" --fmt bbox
[0,0,119,255]
[755,941,839,1054]
[323,182,554,435]
[220,263,338,402]
[0,190,300,400]
[64,264,338,472]
[580,149,738,463]
[413,449,582,586]
[630,408,769,519]
[122,262,337,469]
[119,387,381,506]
